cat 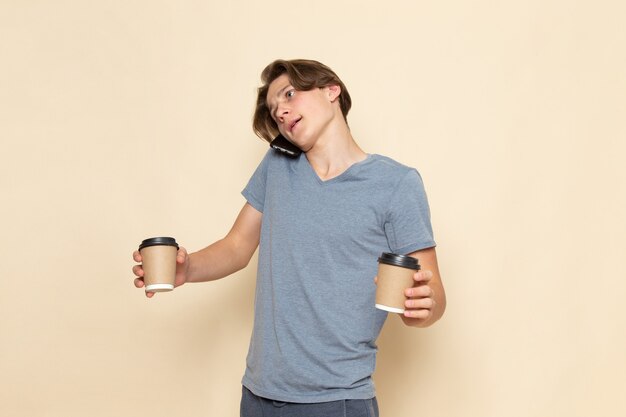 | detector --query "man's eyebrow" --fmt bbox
[275,85,291,98]
[267,84,292,113]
